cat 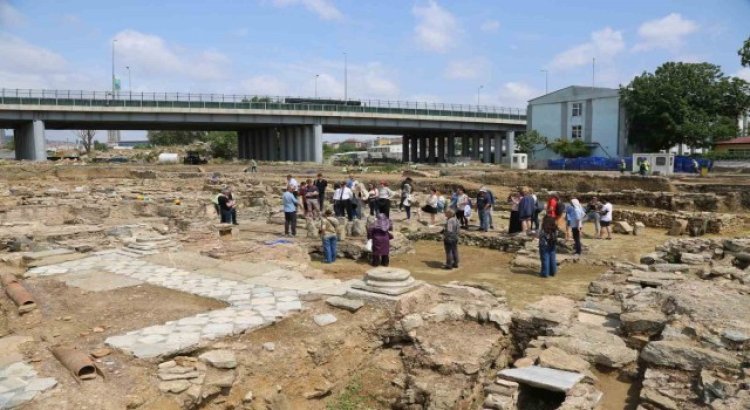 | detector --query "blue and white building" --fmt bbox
[526,86,627,162]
